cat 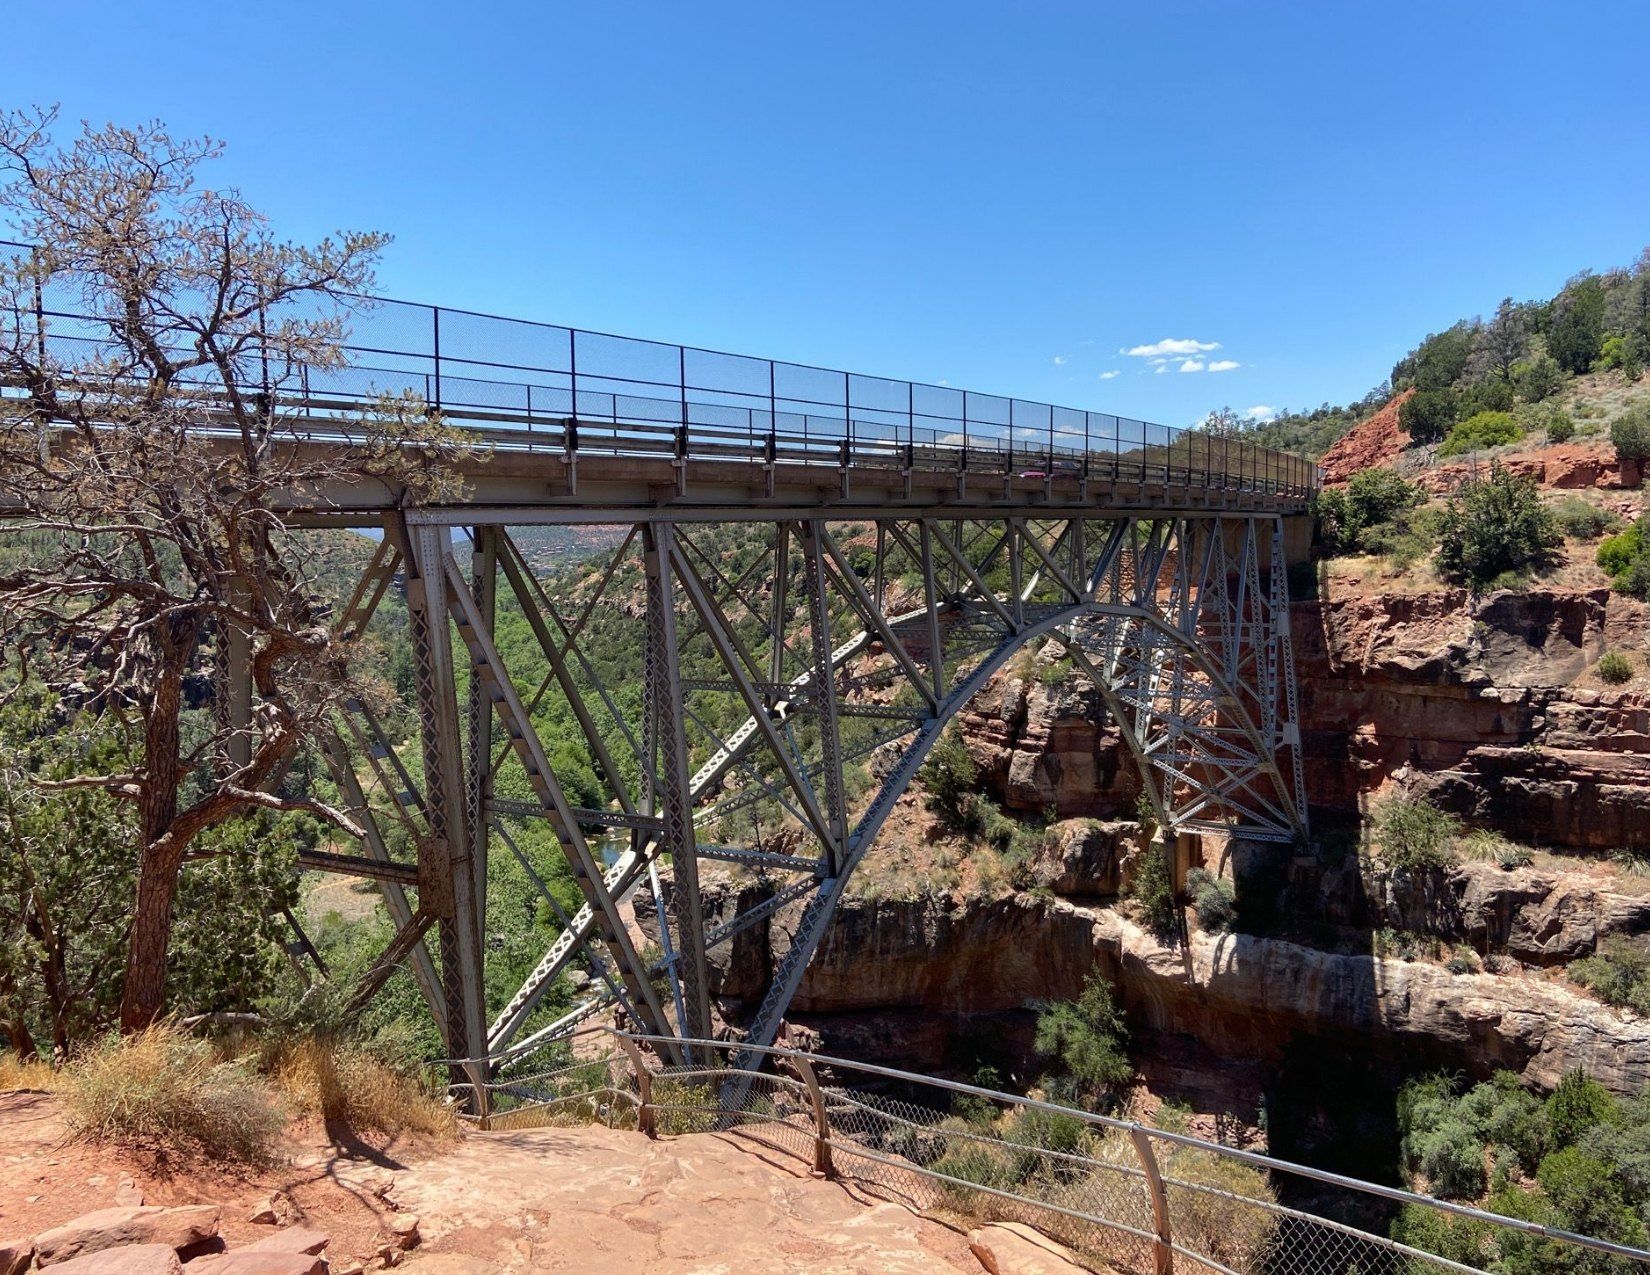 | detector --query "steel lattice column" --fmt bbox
[400,520,489,1075]
[642,523,713,1046]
